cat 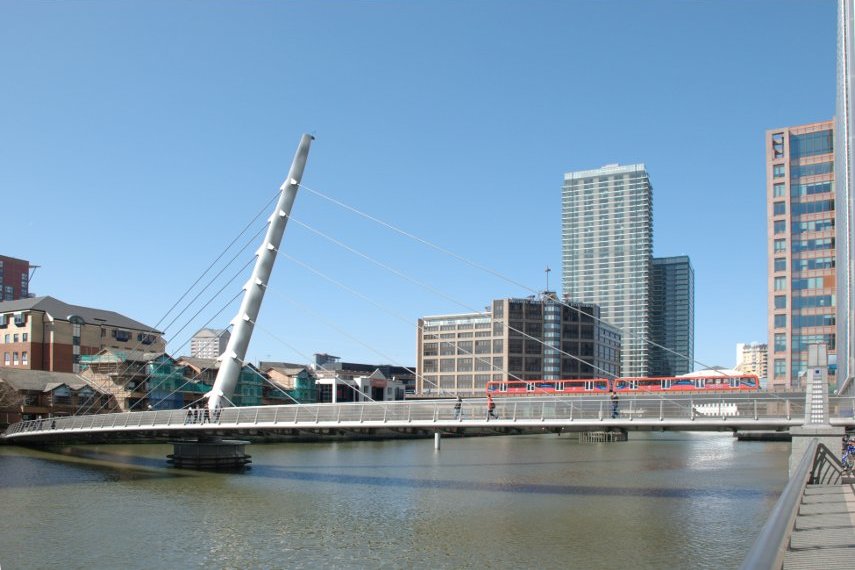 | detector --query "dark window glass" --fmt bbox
[790,161,833,178]
[789,130,833,159]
